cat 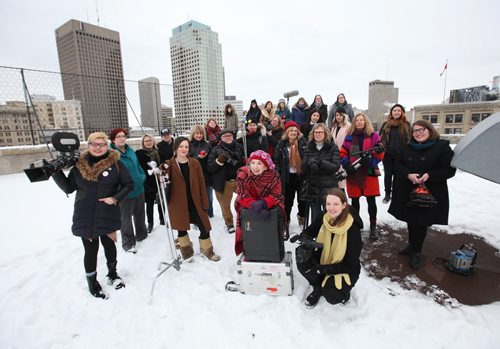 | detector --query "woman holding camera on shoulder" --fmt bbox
[52,132,133,299]
[388,120,455,270]
[296,188,363,308]
[163,137,220,262]
[340,113,384,240]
